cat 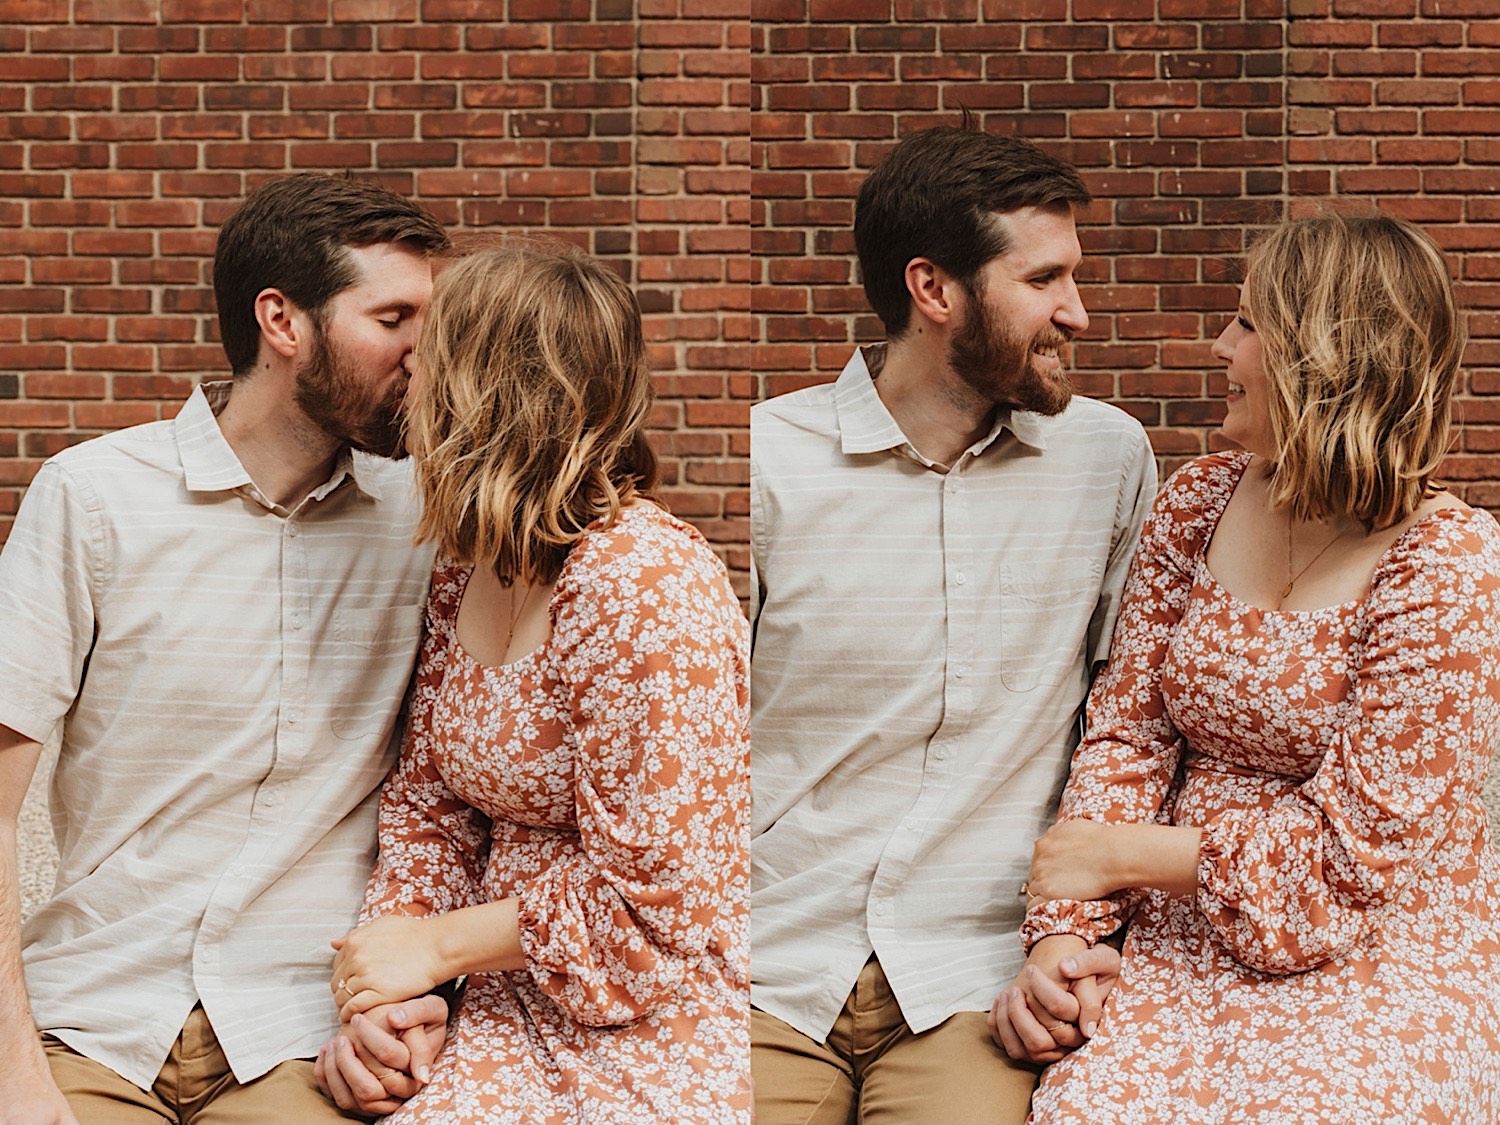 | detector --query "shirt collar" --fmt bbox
[832,344,1050,462]
[176,381,383,504]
